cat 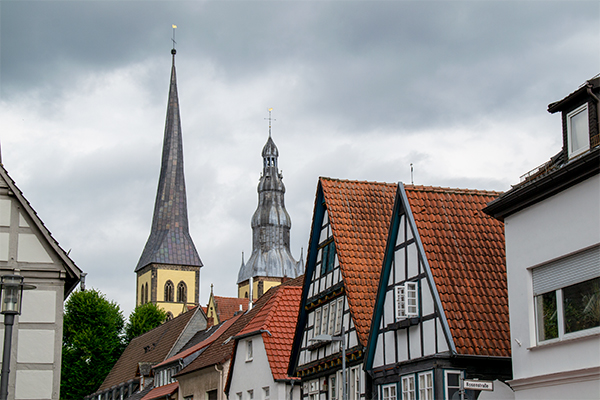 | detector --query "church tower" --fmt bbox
[237,110,303,299]
[135,49,203,318]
